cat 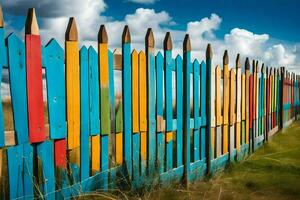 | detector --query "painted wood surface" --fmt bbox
[44,39,67,139]
[26,34,46,143]
[0,27,5,147]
